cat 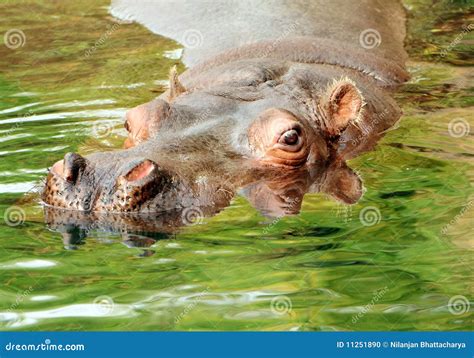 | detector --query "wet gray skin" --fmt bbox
[43,0,408,227]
